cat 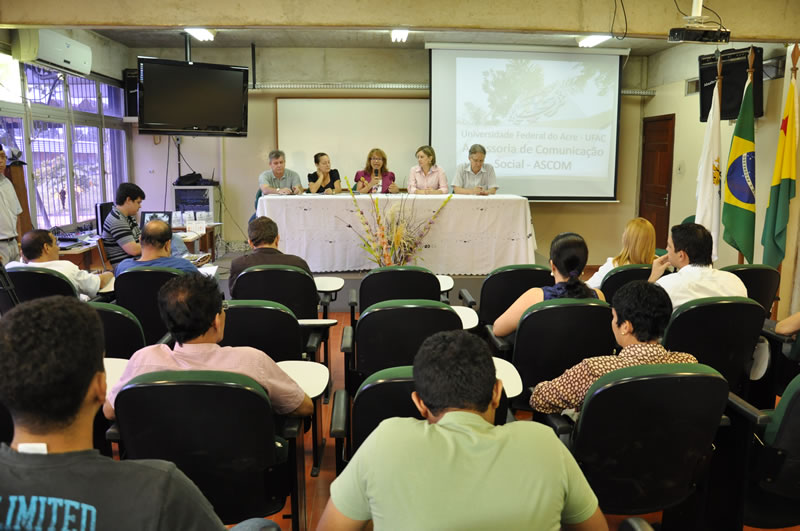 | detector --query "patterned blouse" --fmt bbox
[530,343,698,414]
